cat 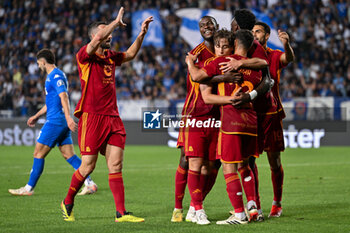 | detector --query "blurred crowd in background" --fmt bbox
[0,0,350,117]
